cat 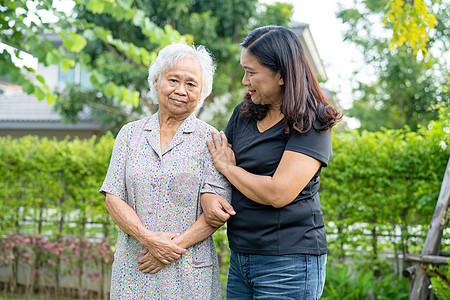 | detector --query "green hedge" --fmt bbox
[0,107,449,296]
[321,108,450,274]
[0,134,116,240]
